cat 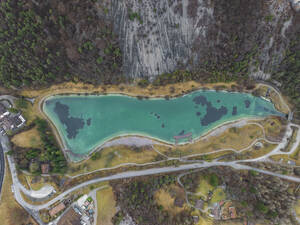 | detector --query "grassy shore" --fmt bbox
[14,81,287,166]
[67,145,161,176]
